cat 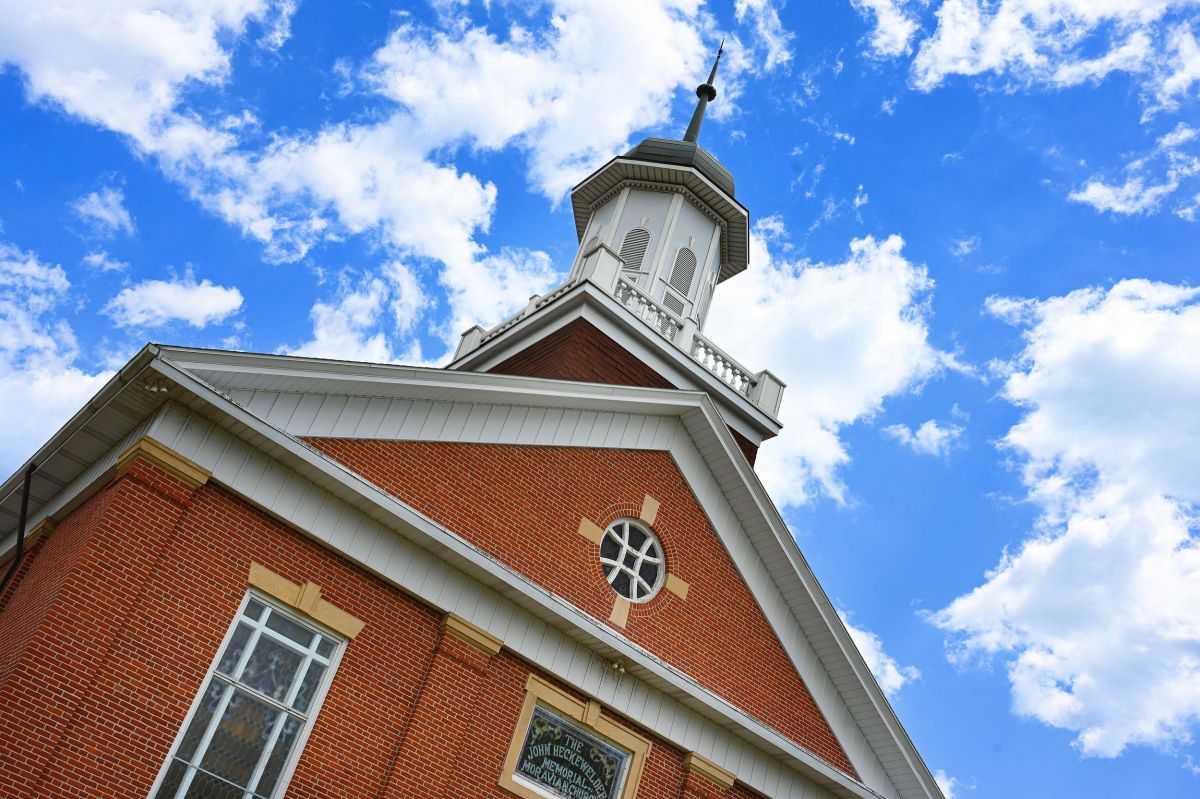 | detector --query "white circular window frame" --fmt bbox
[599,518,667,604]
